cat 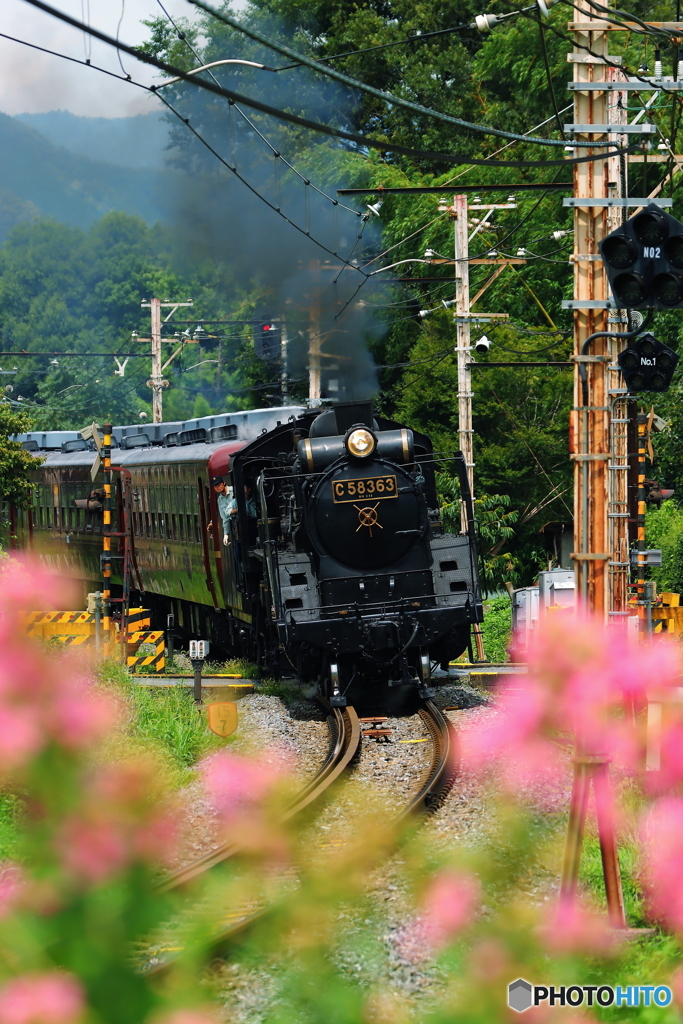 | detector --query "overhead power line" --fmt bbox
[187,0,609,148]
[22,0,622,154]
